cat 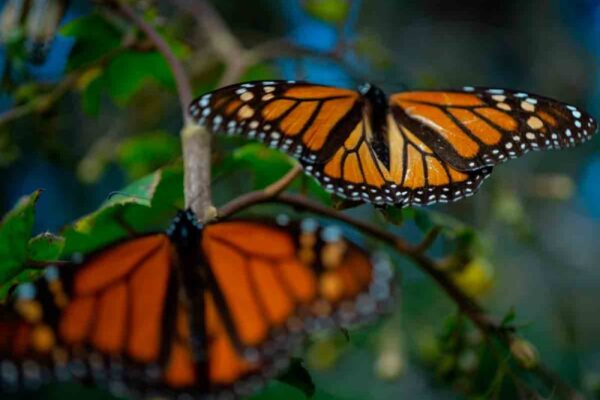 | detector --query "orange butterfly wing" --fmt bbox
[192,81,597,207]
[157,218,393,398]
[200,220,392,387]
[314,109,491,206]
[390,88,597,170]
[0,217,392,399]
[189,80,361,163]
[190,82,491,206]
[0,234,176,396]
